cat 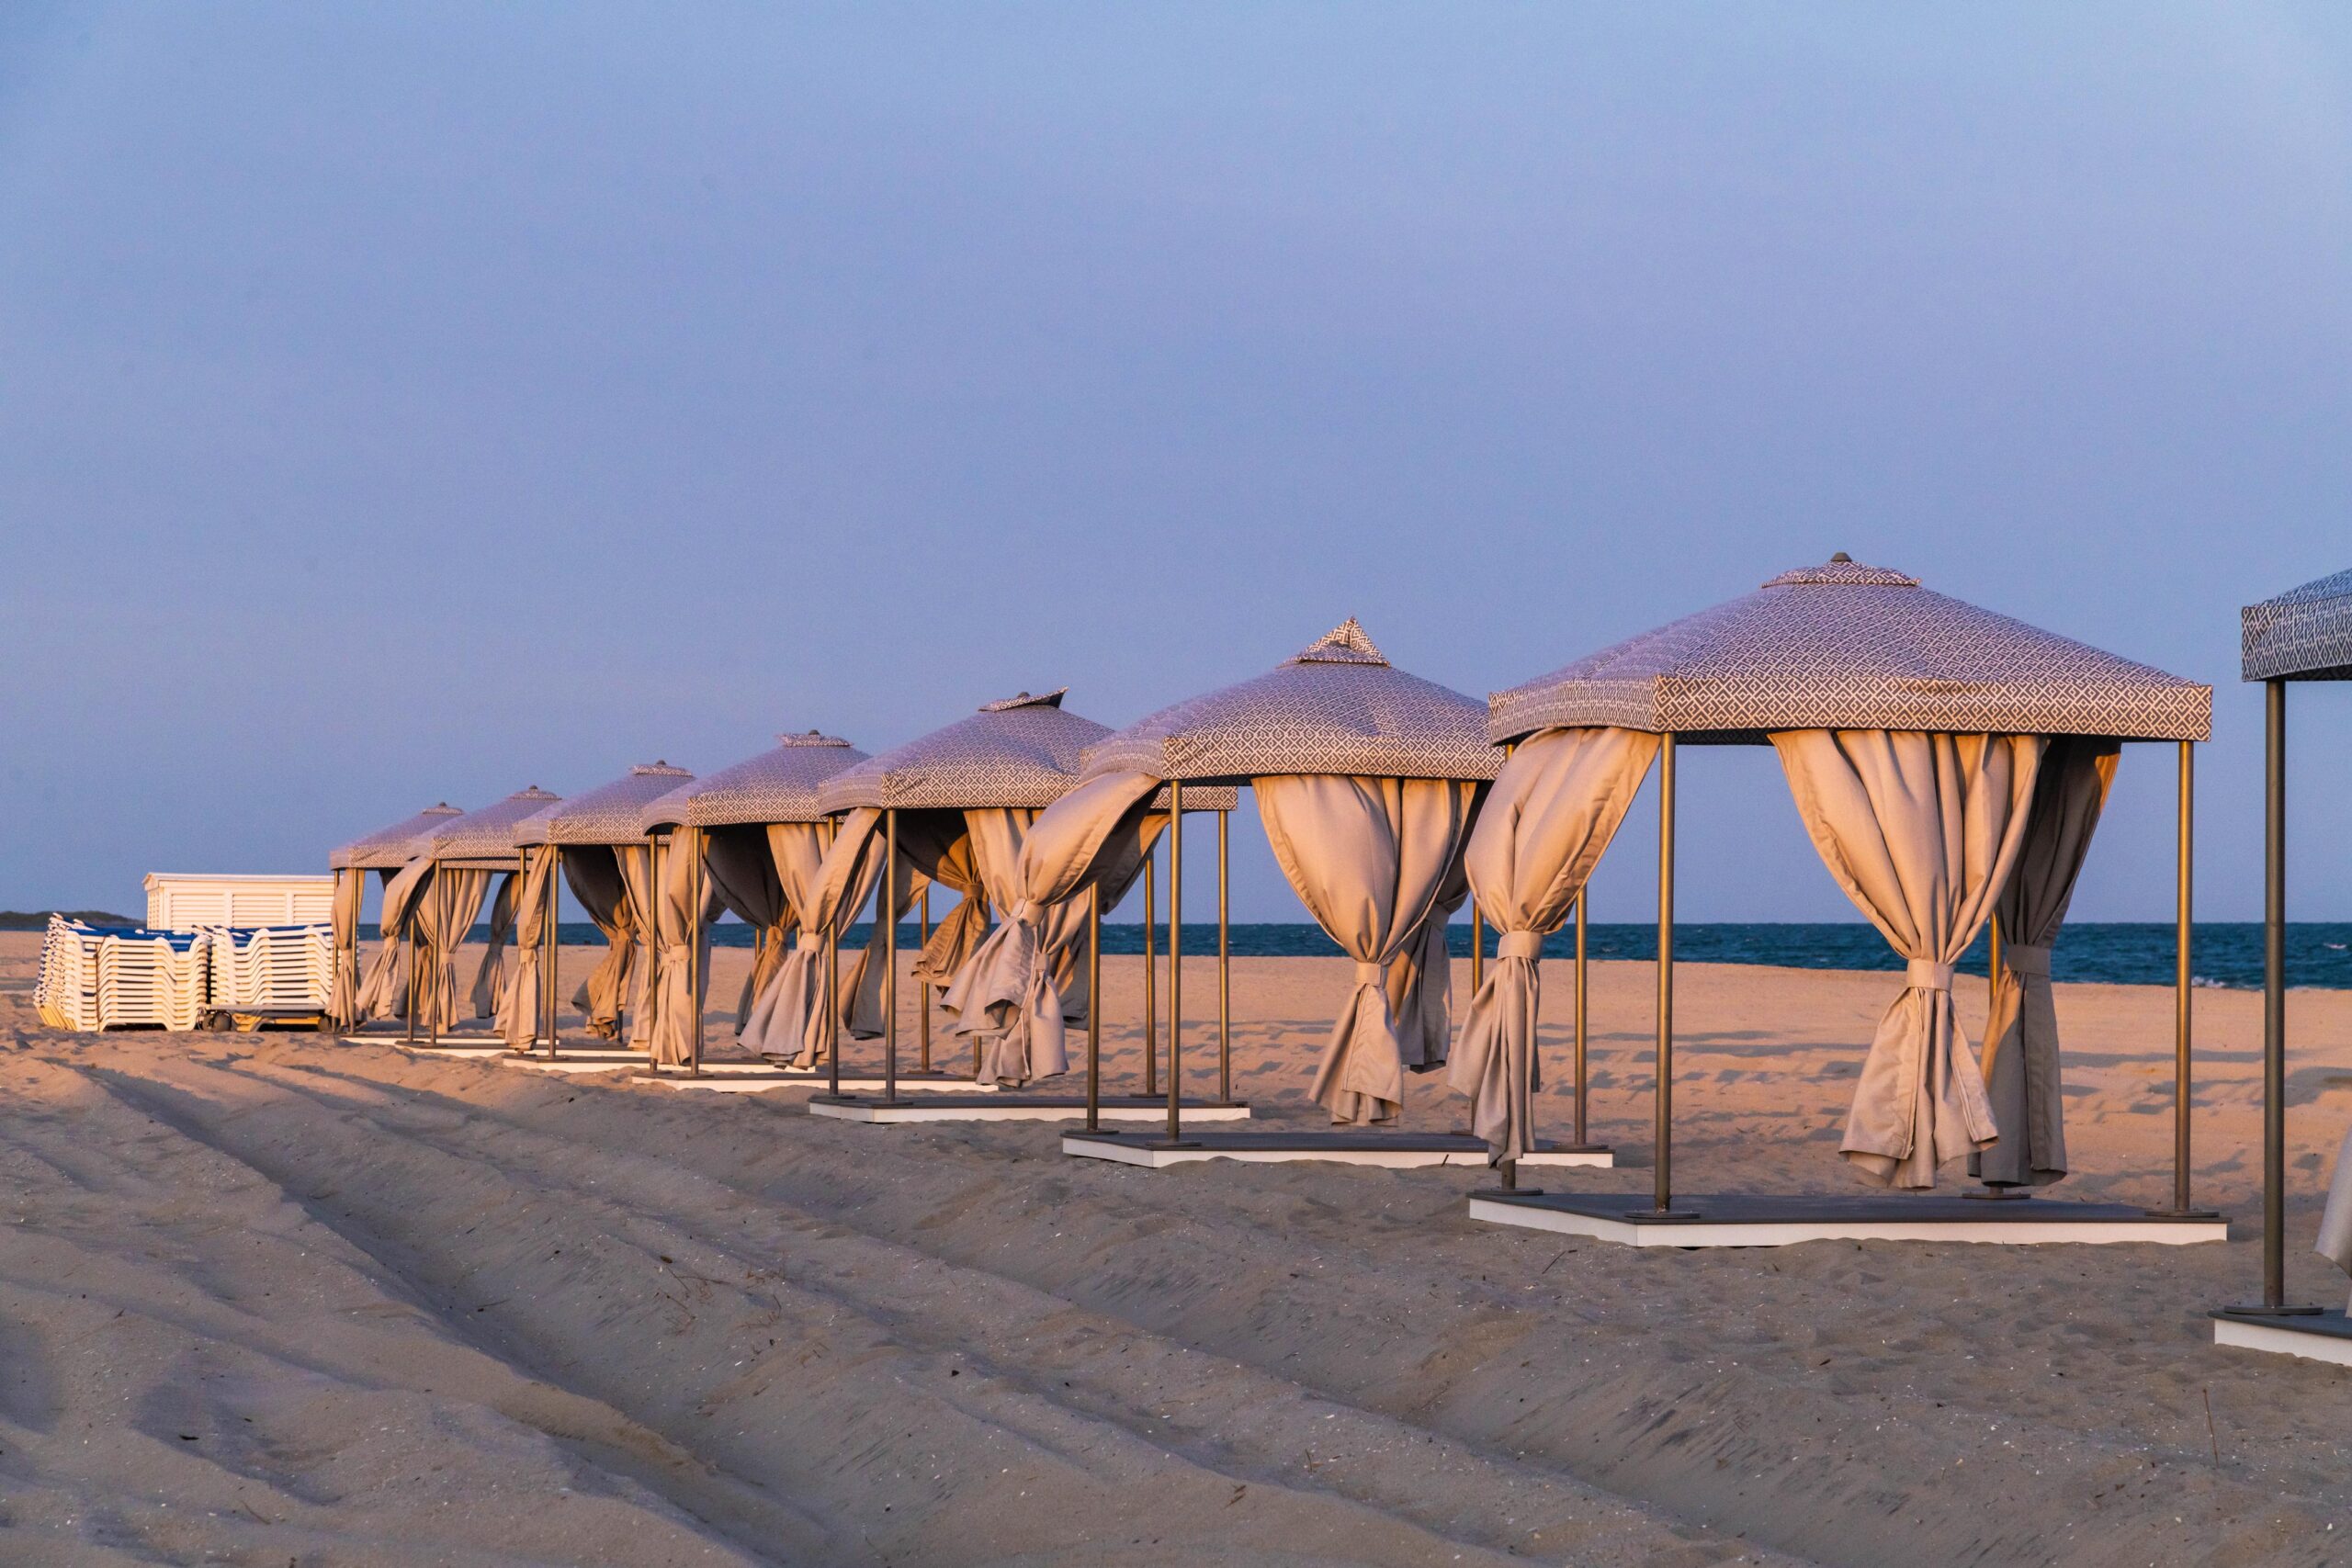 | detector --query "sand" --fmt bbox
[3,930,2351,1565]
